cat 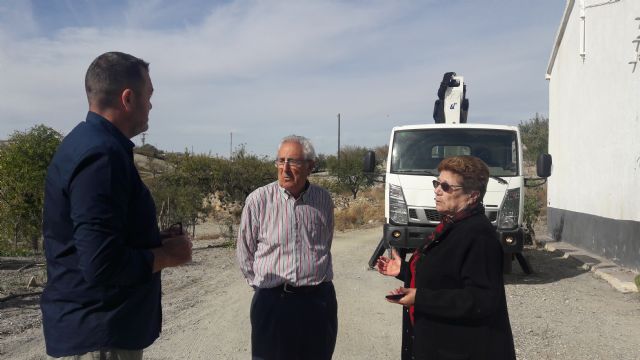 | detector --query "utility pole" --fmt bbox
[230,132,233,159]
[337,113,341,162]
[141,132,146,146]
